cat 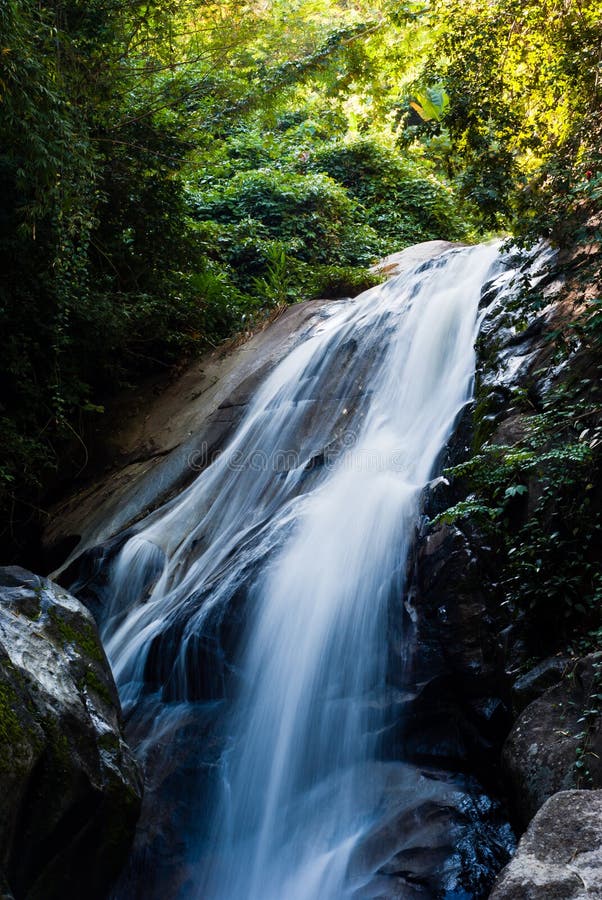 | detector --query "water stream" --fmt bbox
[71,243,514,898]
